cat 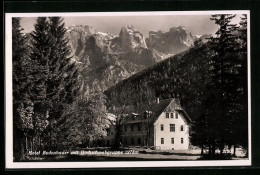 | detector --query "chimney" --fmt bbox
[156,97,160,104]
[176,98,180,105]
